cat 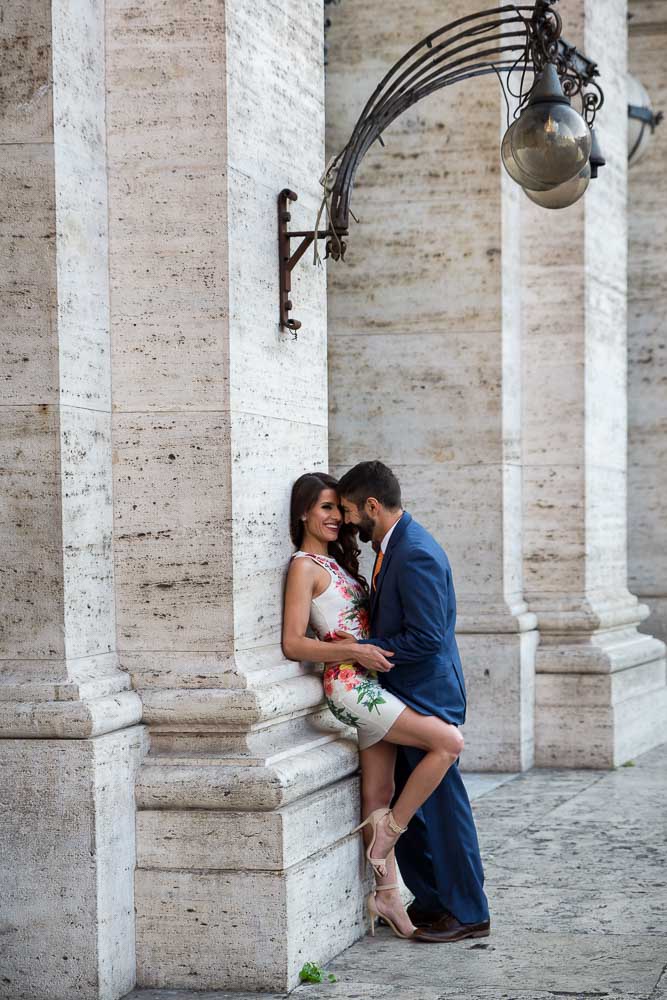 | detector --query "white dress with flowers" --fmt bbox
[293,551,407,750]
